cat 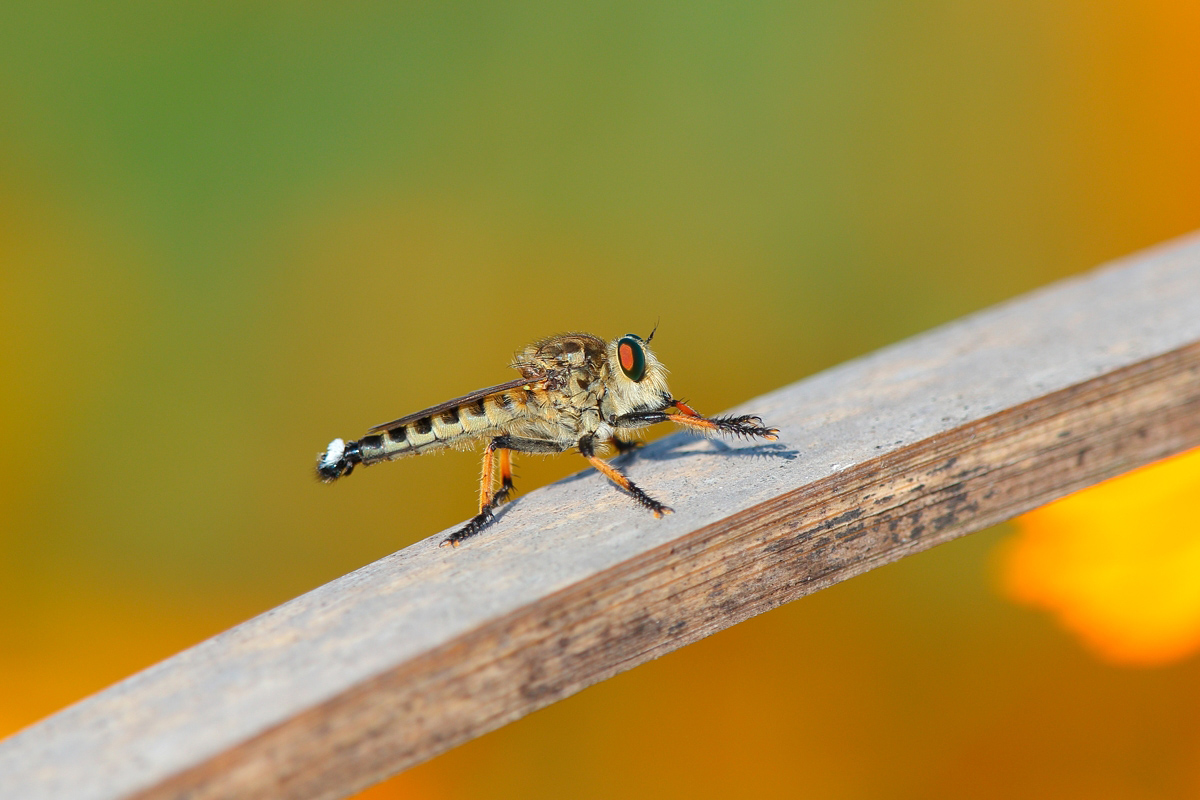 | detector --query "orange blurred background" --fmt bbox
[2,2,1199,797]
